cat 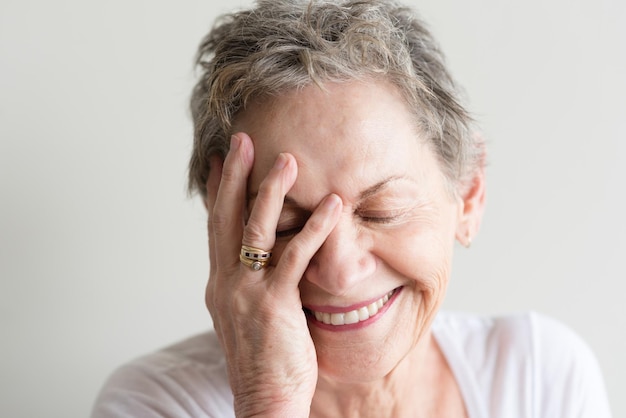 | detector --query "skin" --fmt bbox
[204,80,485,417]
